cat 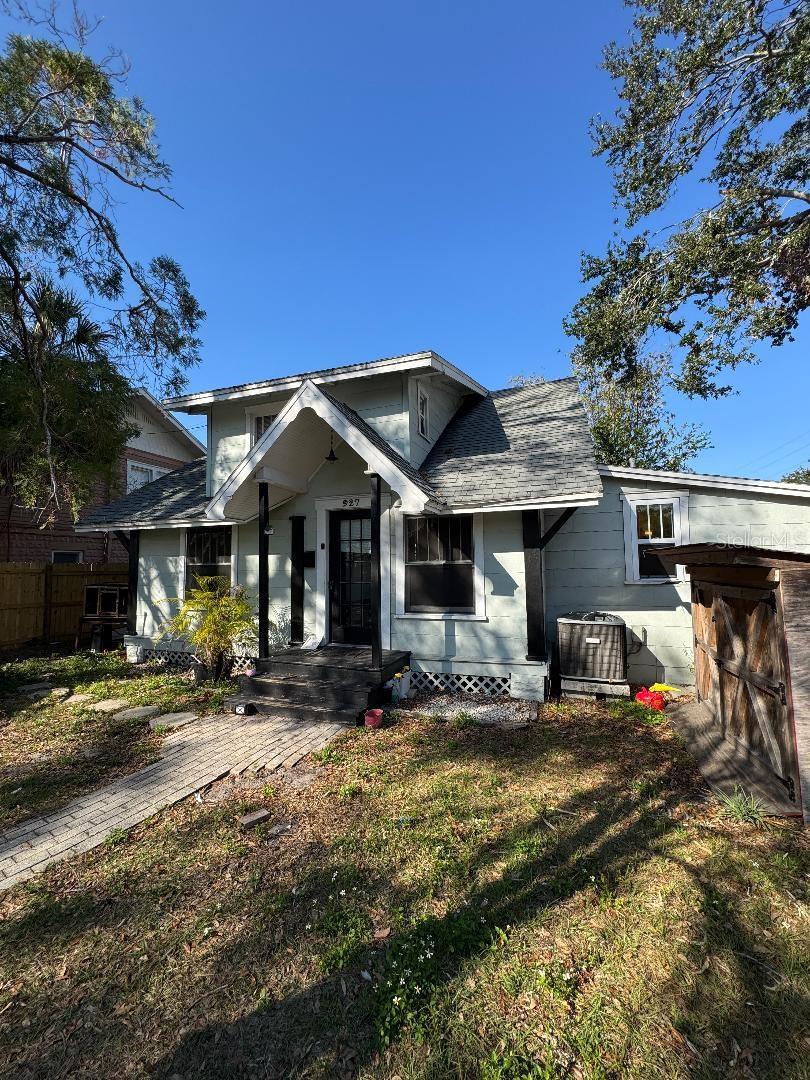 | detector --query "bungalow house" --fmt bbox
[77,350,810,709]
